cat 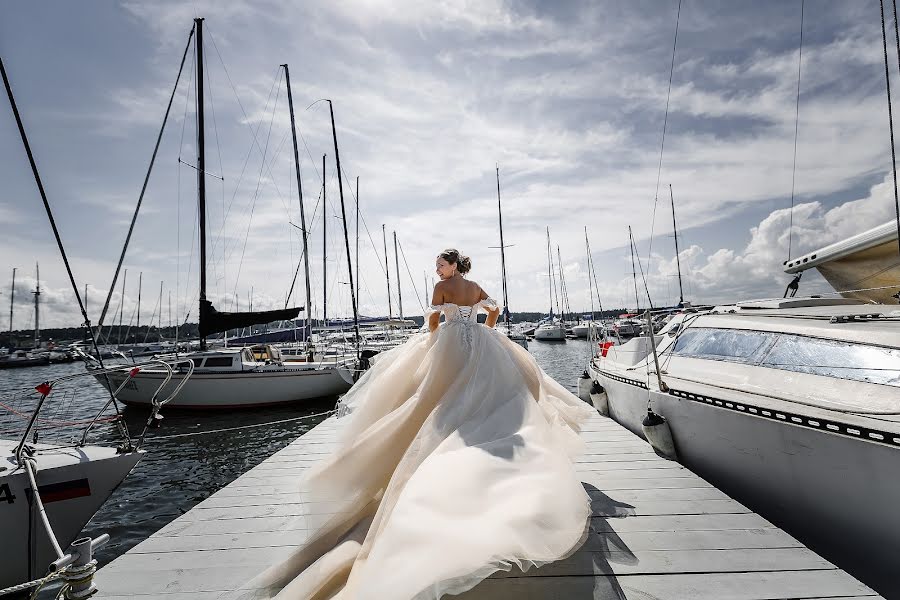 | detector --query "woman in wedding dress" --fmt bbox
[241,249,595,599]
